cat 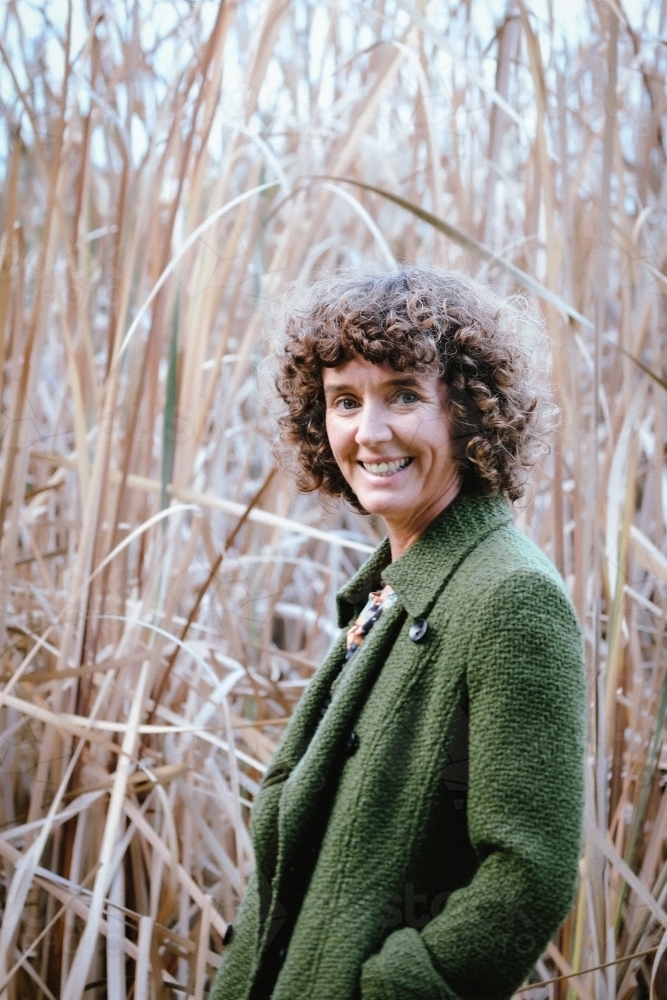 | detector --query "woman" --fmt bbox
[211,267,586,1000]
